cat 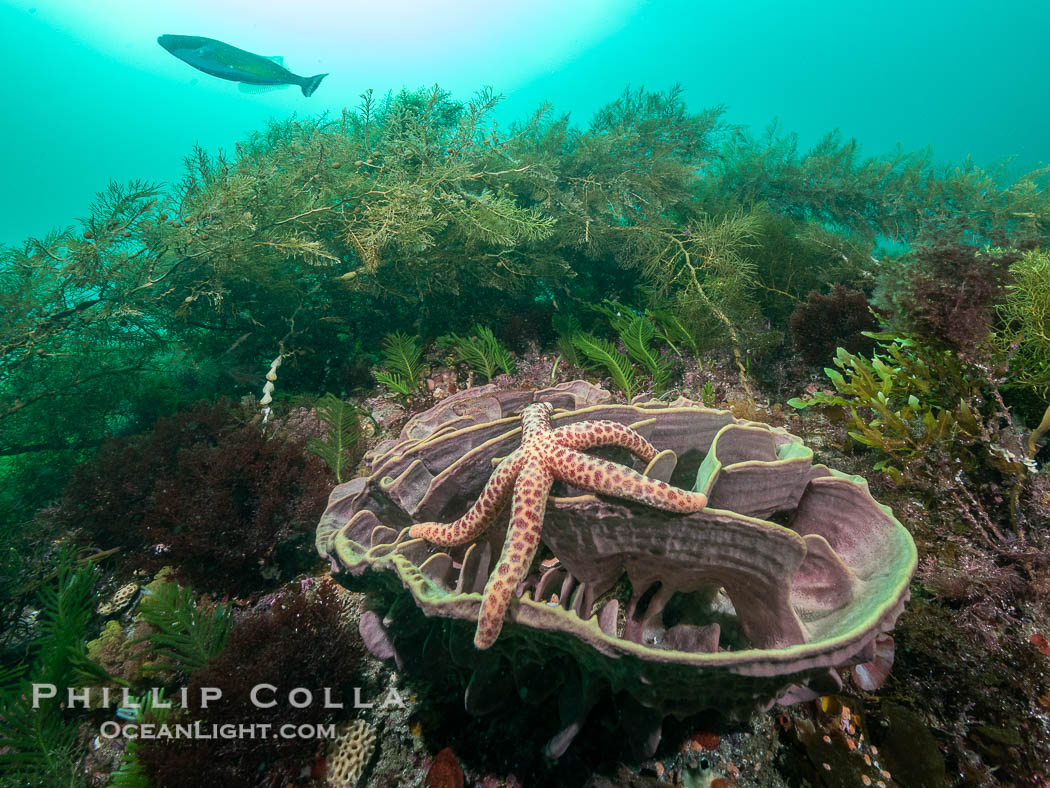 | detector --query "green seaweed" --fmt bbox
[108,690,173,788]
[787,333,986,481]
[374,331,426,396]
[0,552,113,783]
[700,379,715,406]
[572,332,637,400]
[4,83,1046,538]
[586,301,674,392]
[552,313,582,367]
[588,299,636,335]
[707,126,1050,243]
[130,581,232,675]
[648,307,701,361]
[994,249,1050,394]
[617,314,671,393]
[992,248,1050,454]
[440,324,515,382]
[305,393,364,483]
